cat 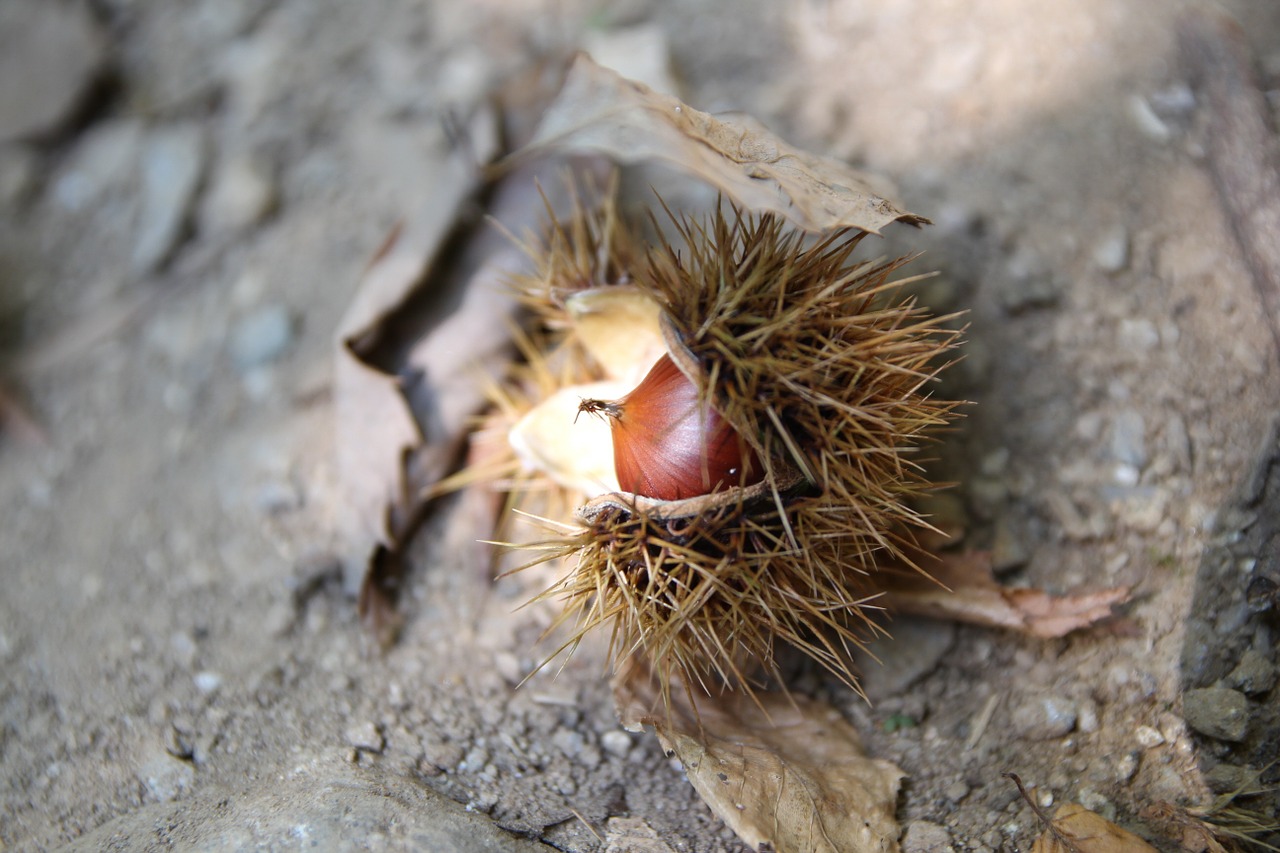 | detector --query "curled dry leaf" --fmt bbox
[1029,803,1160,853]
[335,112,495,583]
[882,551,1130,638]
[521,53,927,235]
[617,668,904,853]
